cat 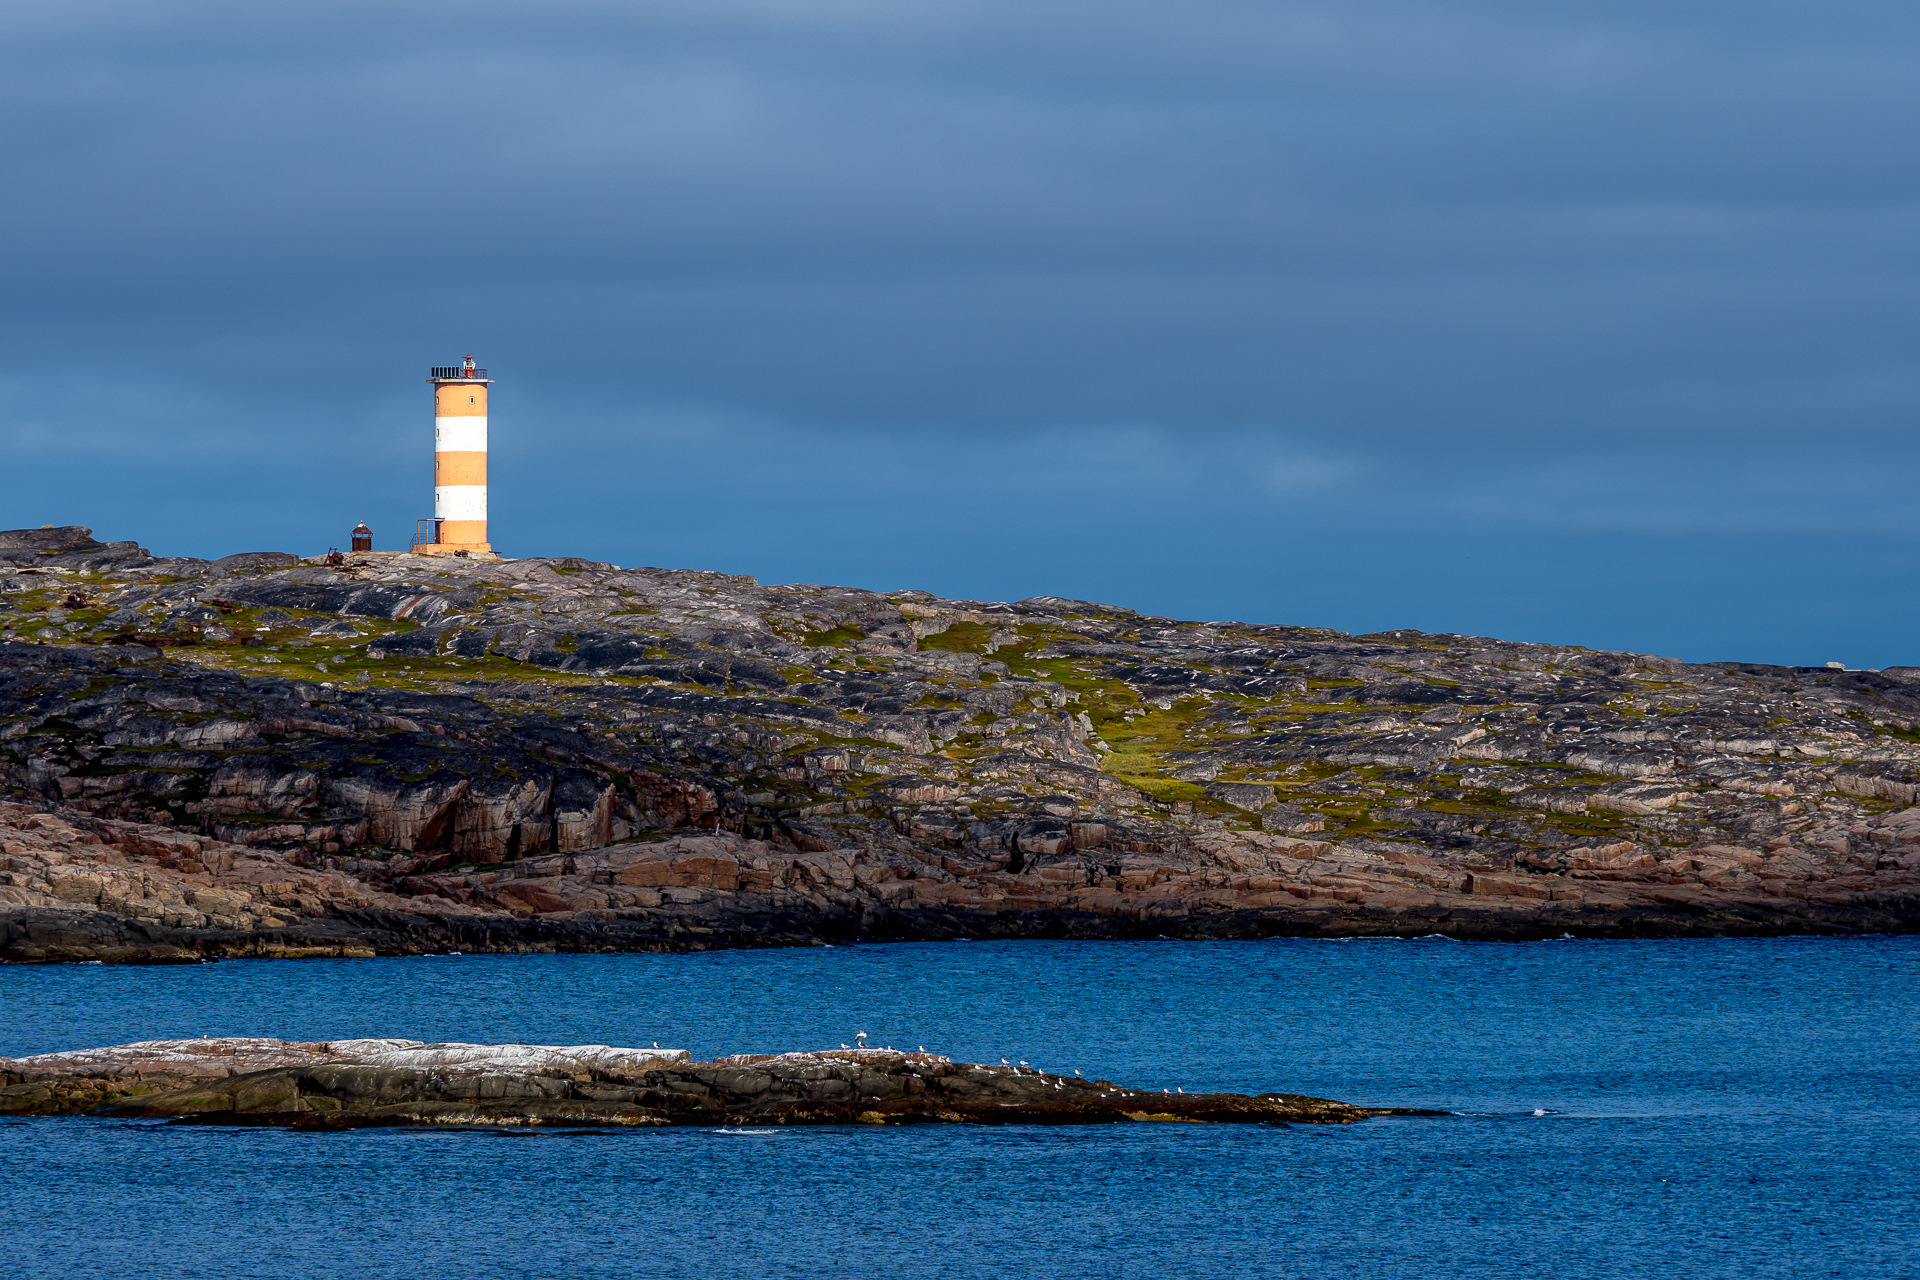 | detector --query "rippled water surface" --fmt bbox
[5,935,1917,1278]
